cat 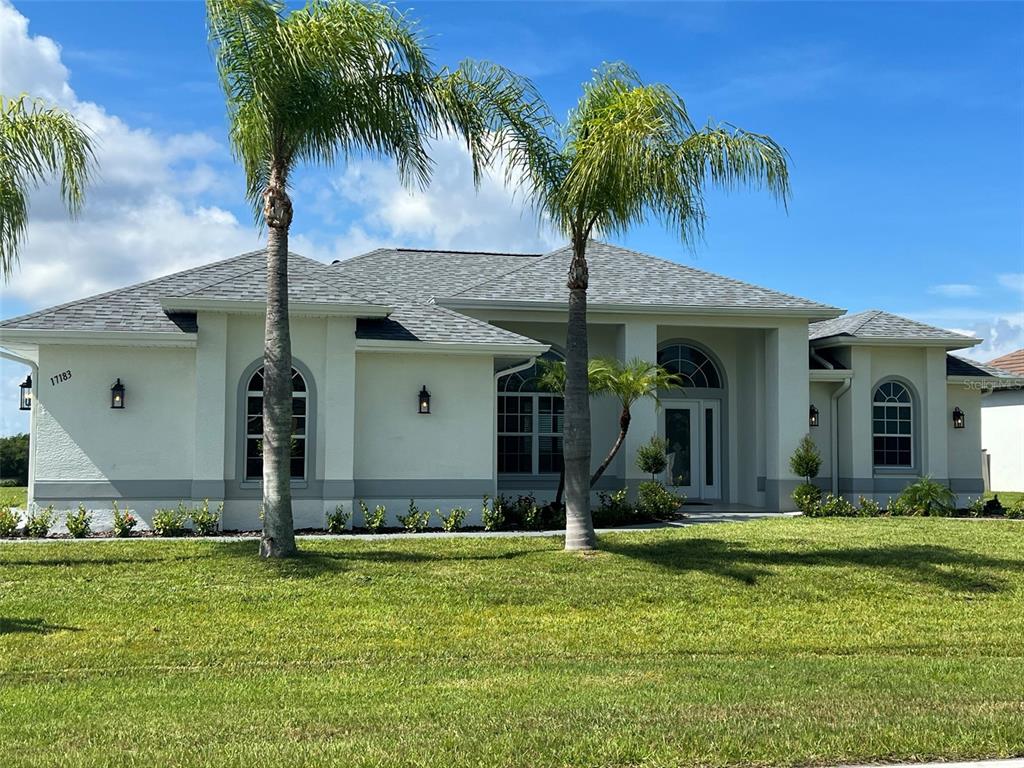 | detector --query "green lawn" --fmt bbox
[0,485,26,508]
[986,490,1024,507]
[1,519,1022,768]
